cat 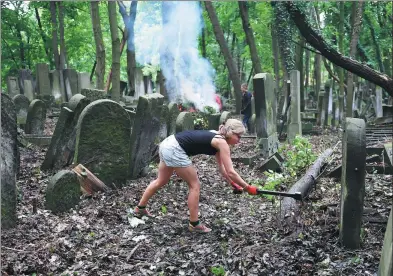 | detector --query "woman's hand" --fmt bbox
[244,185,258,195]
